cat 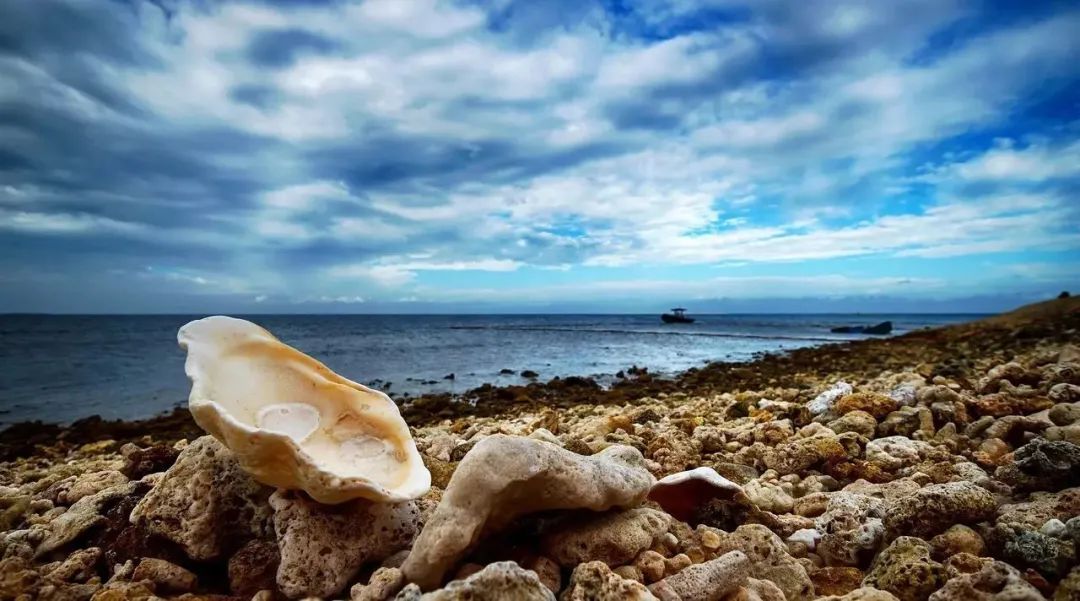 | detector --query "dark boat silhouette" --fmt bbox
[830,320,892,335]
[661,308,695,324]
